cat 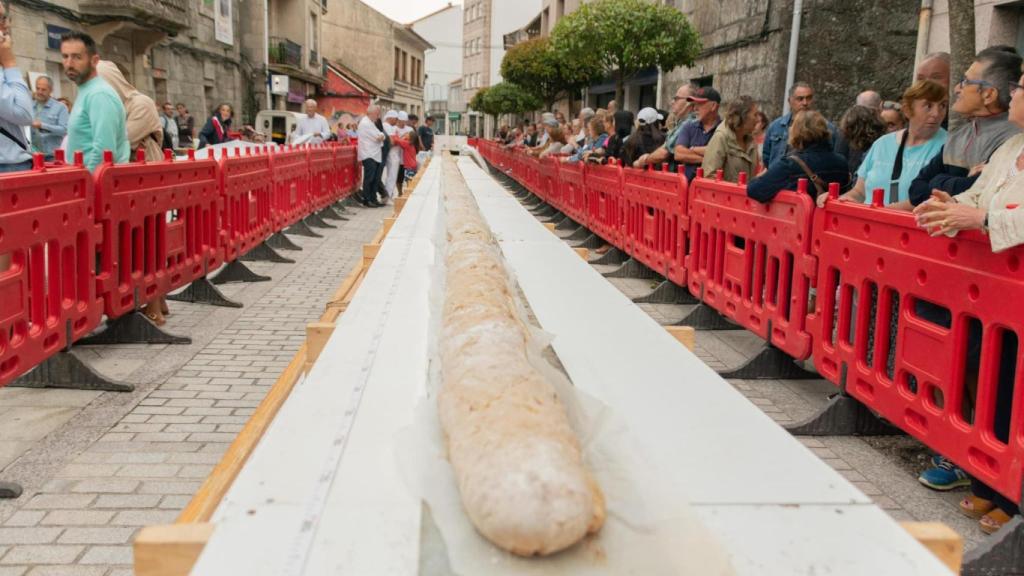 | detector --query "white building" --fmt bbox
[462,0,542,137]
[411,3,464,132]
